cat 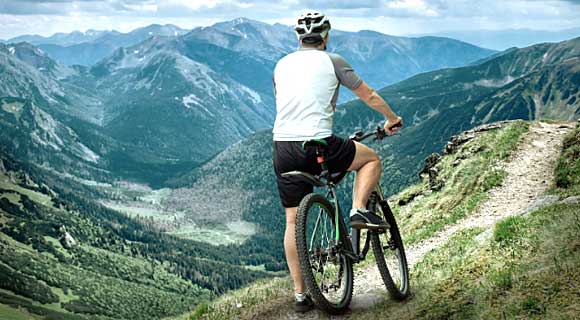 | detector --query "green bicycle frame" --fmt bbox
[307,171,384,261]
[307,172,352,249]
